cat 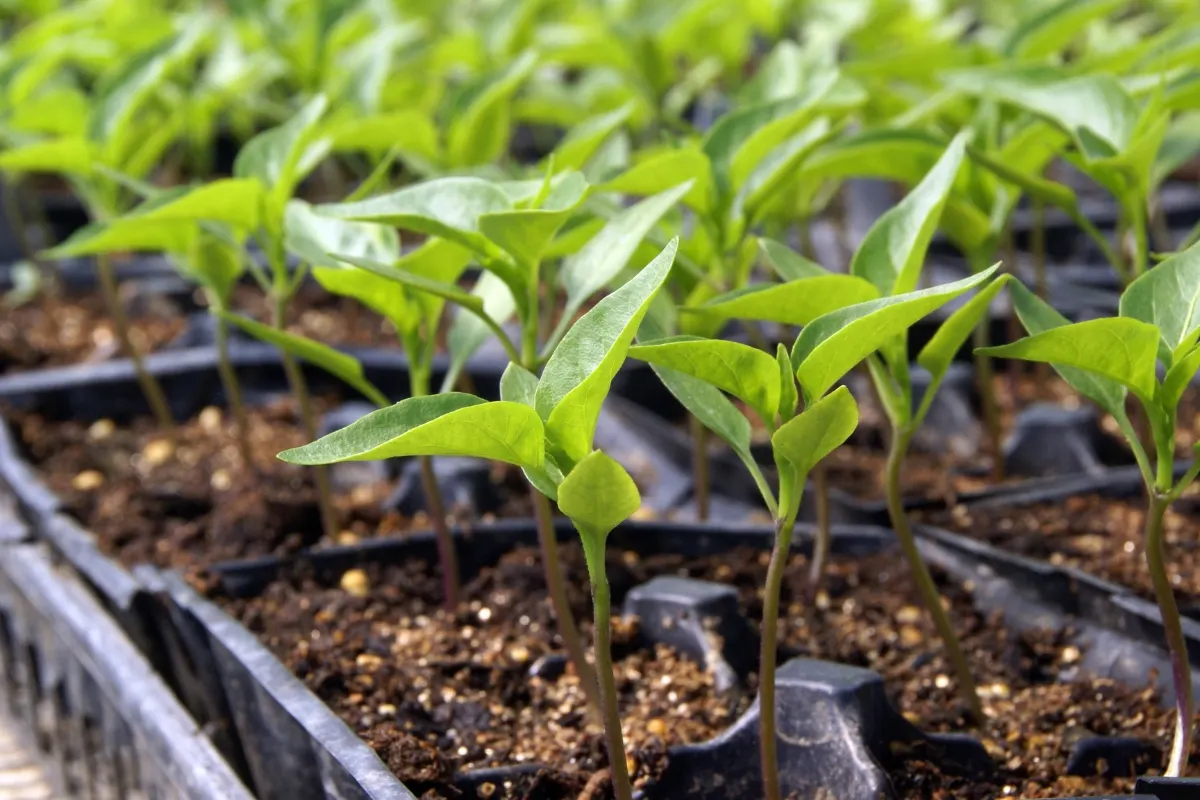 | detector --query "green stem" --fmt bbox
[759,508,798,800]
[1032,199,1050,389]
[972,322,1004,482]
[806,465,831,602]
[589,563,633,800]
[409,356,461,611]
[96,254,177,442]
[213,305,253,470]
[2,178,57,294]
[1130,200,1150,281]
[272,292,337,541]
[1144,492,1193,777]
[887,429,982,722]
[531,488,602,715]
[690,415,710,522]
